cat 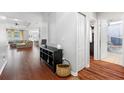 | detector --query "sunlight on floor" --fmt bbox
[101,52,123,66]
